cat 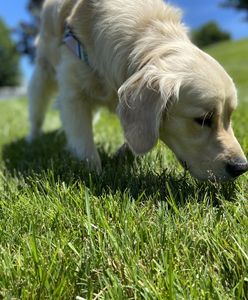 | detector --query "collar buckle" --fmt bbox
[63,24,90,66]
